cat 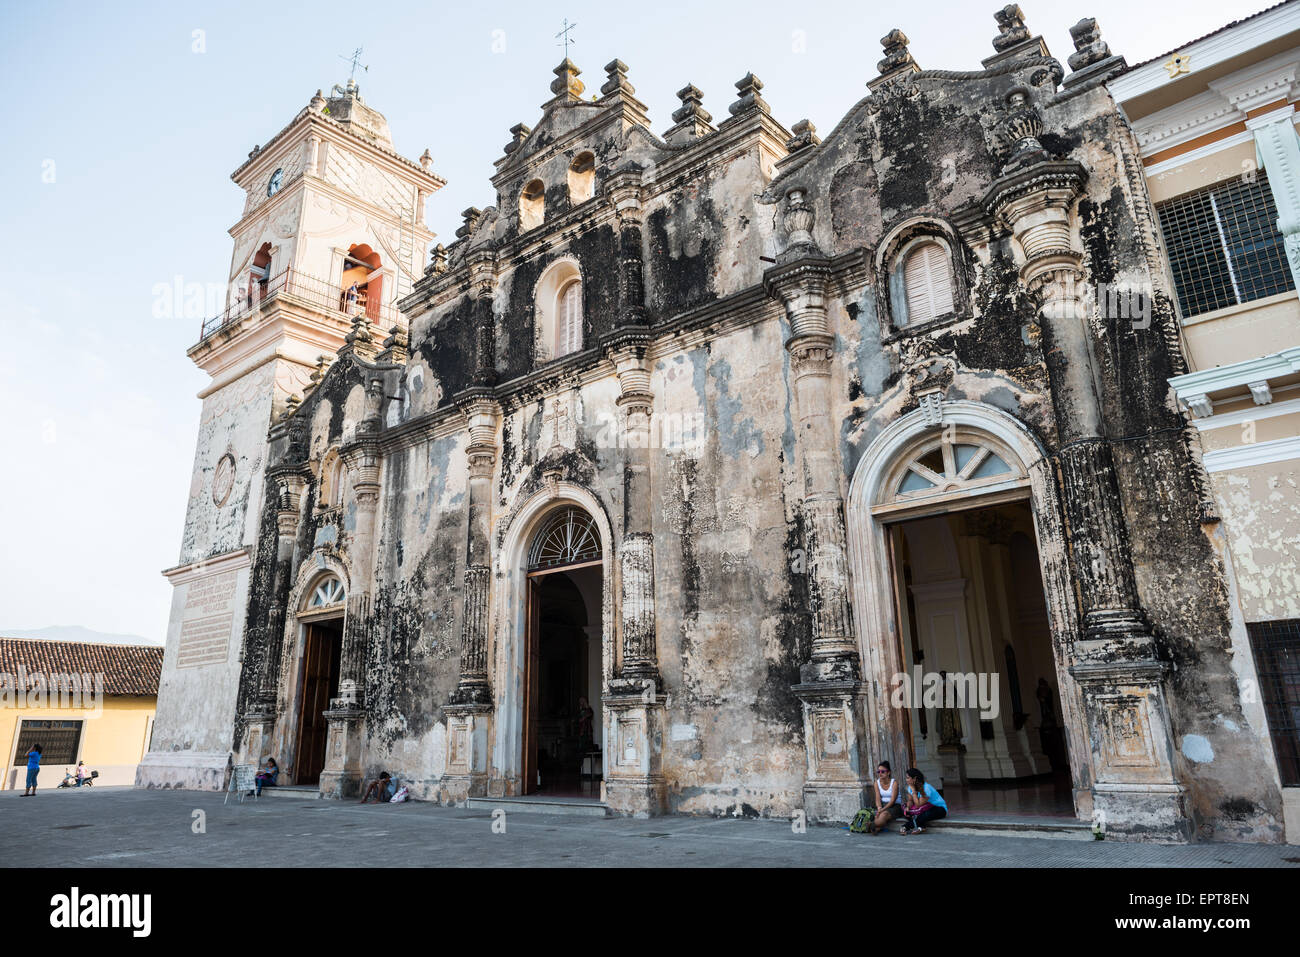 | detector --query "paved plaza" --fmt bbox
[3,787,1298,868]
